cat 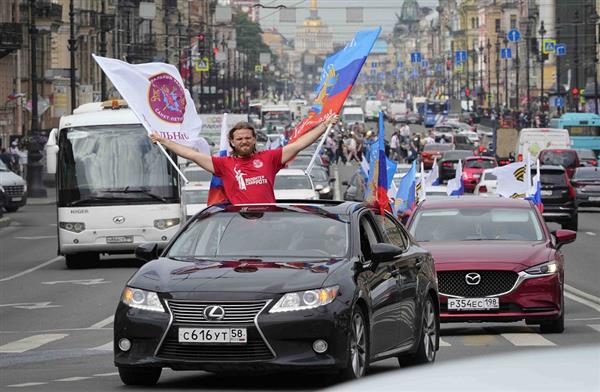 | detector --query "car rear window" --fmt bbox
[443,150,473,160]
[466,159,496,169]
[540,151,577,167]
[409,208,544,242]
[424,144,453,152]
[573,168,600,180]
[540,171,567,186]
